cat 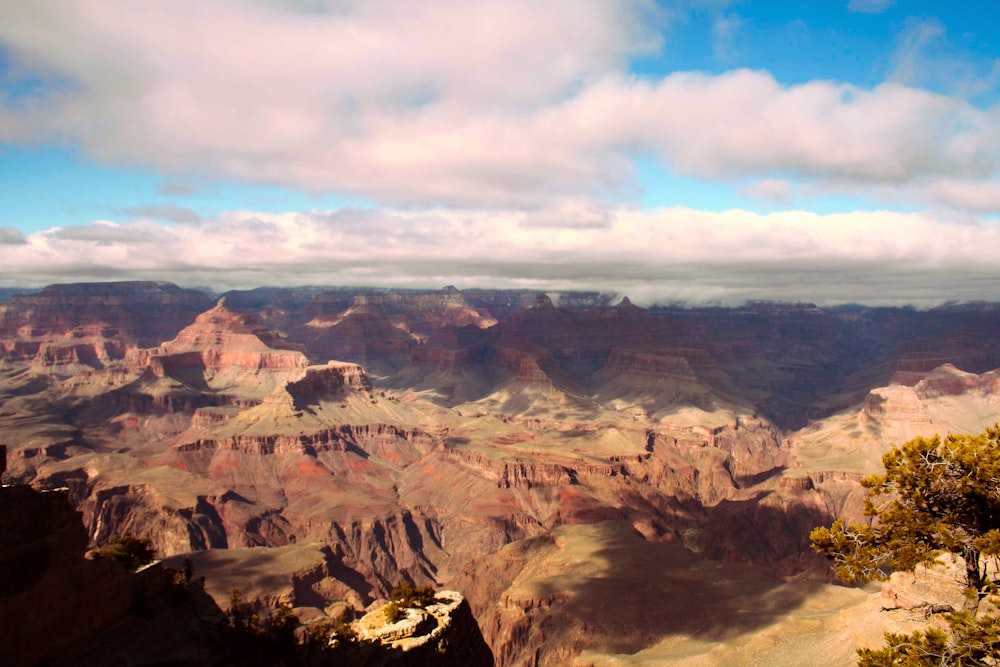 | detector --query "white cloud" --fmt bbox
[0,1,998,212]
[0,0,663,207]
[542,71,998,185]
[4,205,1000,305]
